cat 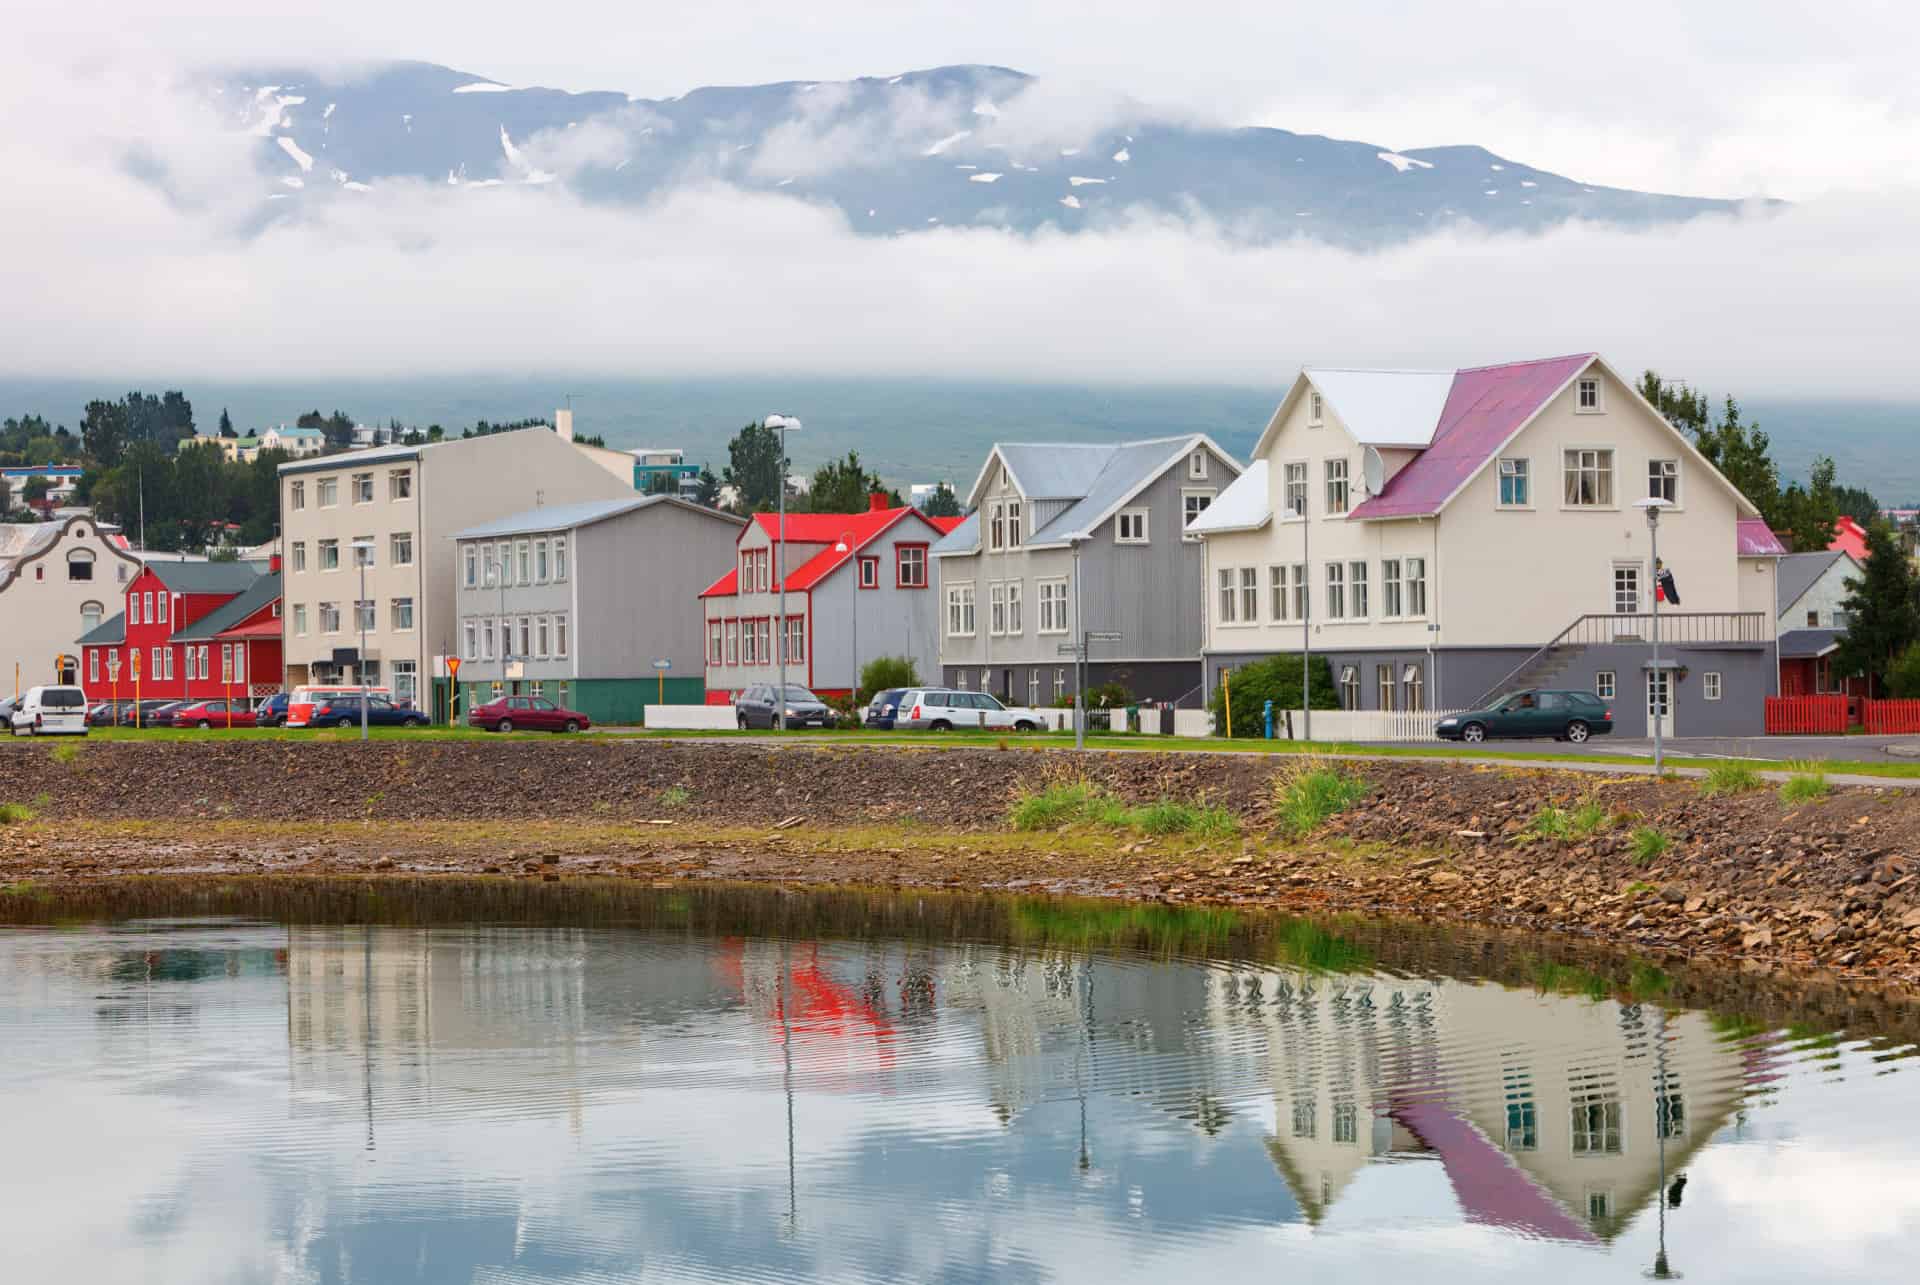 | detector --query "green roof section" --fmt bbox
[173,572,281,641]
[144,559,268,595]
[78,610,125,647]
